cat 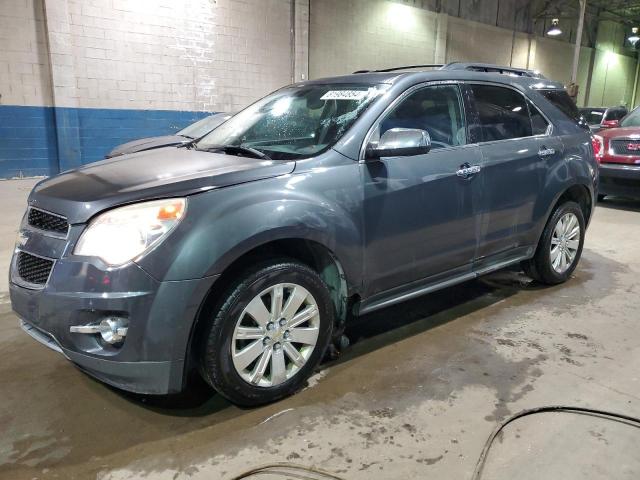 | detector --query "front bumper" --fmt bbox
[598,162,640,198]
[19,319,182,393]
[10,252,218,394]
